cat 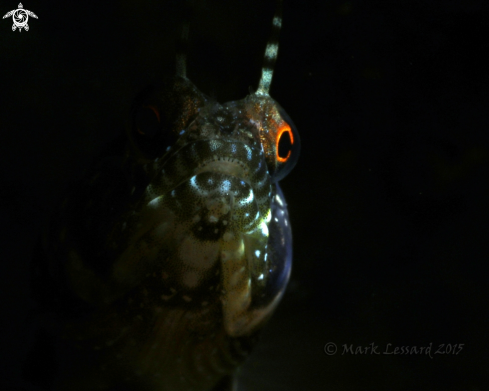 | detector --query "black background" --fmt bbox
[1,0,488,390]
